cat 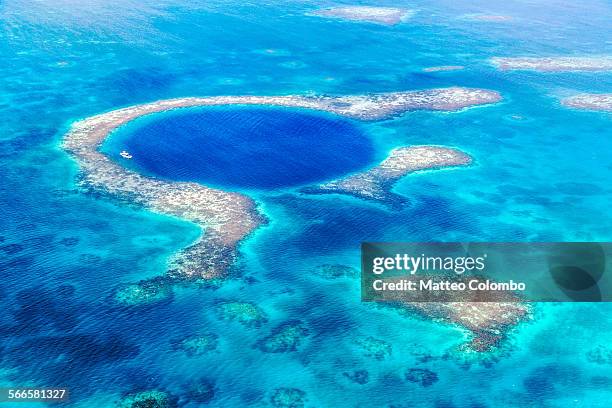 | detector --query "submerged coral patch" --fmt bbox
[185,379,216,404]
[114,277,173,306]
[116,390,176,408]
[270,388,307,408]
[256,321,309,353]
[404,368,439,387]
[173,333,218,356]
[343,369,370,385]
[355,336,392,360]
[313,264,358,280]
[216,301,268,328]
[586,345,612,365]
[59,236,80,247]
